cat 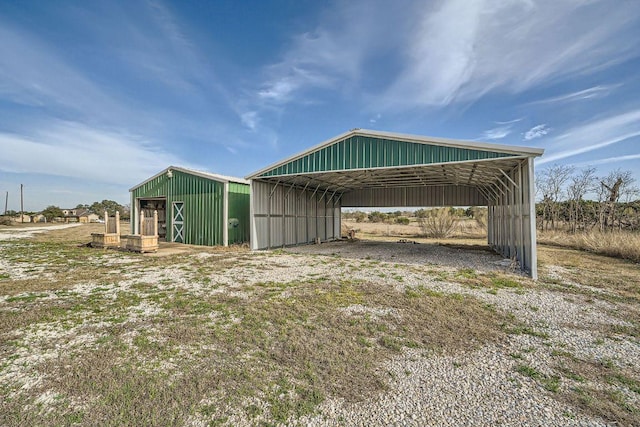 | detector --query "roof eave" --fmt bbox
[245,129,544,180]
[130,166,249,192]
